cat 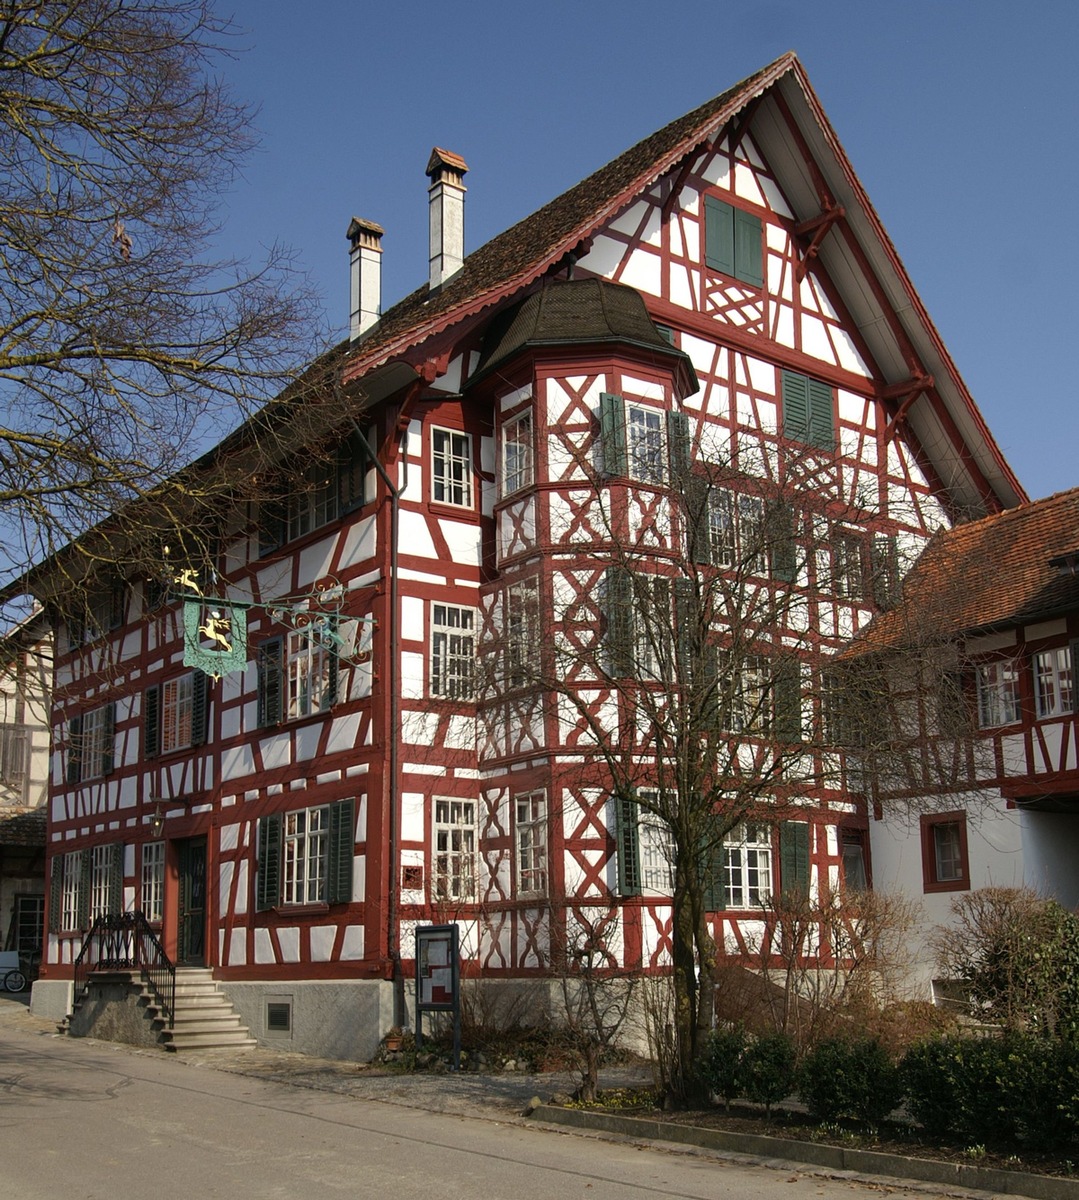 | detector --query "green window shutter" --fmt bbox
[780,821,810,898]
[685,474,712,565]
[49,857,62,933]
[326,798,355,904]
[600,392,627,477]
[101,702,116,776]
[191,671,209,746]
[614,795,641,896]
[666,410,691,481]
[108,842,123,913]
[767,500,797,583]
[704,195,735,275]
[733,207,764,287]
[108,585,125,631]
[604,567,634,677]
[673,578,695,682]
[338,428,369,515]
[143,686,160,759]
[66,715,82,784]
[870,535,900,610]
[1072,641,1079,712]
[655,323,674,345]
[700,643,721,730]
[77,850,91,928]
[256,813,282,912]
[807,379,835,449]
[781,370,810,442]
[325,629,340,709]
[257,638,283,727]
[774,658,803,744]
[701,835,726,912]
[259,497,288,557]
